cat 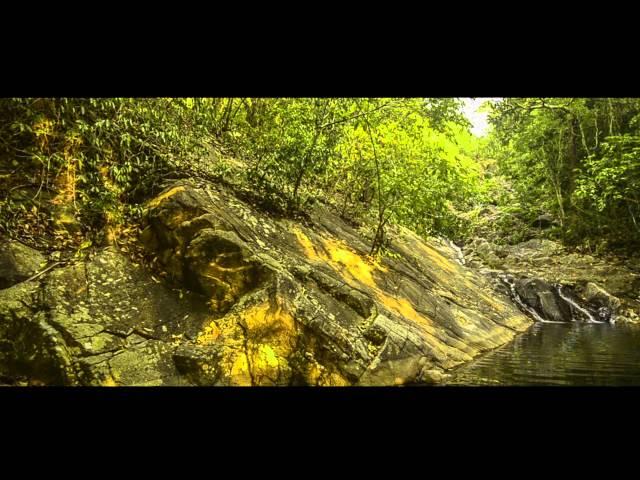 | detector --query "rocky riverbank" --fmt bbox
[0,180,532,386]
[463,237,640,324]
